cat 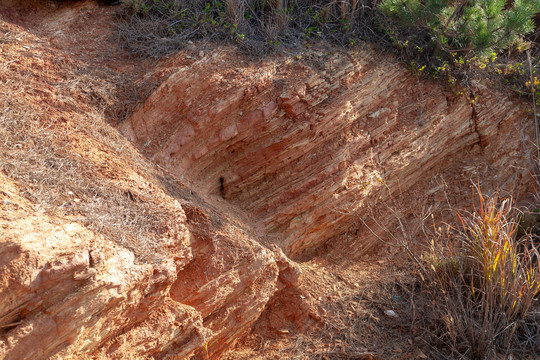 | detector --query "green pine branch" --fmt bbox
[379,0,540,56]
